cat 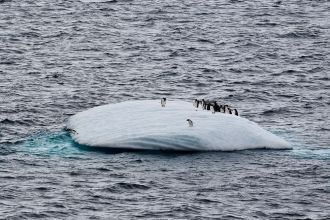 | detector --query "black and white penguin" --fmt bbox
[213,102,220,112]
[206,103,211,110]
[219,105,224,113]
[233,109,239,116]
[210,105,215,114]
[186,119,193,127]
[193,99,199,108]
[196,100,200,107]
[224,105,230,114]
[228,108,232,114]
[201,99,206,110]
[161,98,166,107]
